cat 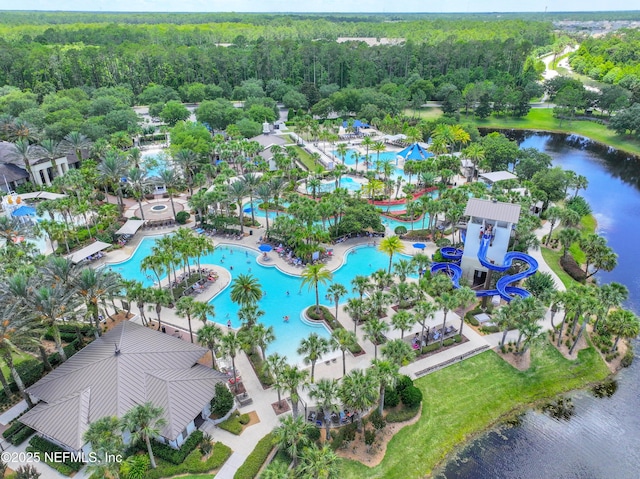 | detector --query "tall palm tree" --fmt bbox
[413,300,437,346]
[453,286,477,338]
[121,402,166,470]
[227,179,250,234]
[32,284,78,362]
[220,331,243,393]
[435,291,461,348]
[331,328,357,376]
[309,378,340,441]
[344,297,367,334]
[97,151,128,210]
[593,282,628,332]
[363,317,389,360]
[273,415,313,468]
[242,172,261,223]
[371,359,399,415]
[326,282,347,321]
[237,303,265,329]
[461,143,485,181]
[255,182,273,232]
[125,167,151,221]
[607,309,640,353]
[298,333,331,383]
[391,310,415,339]
[6,138,43,184]
[393,259,414,283]
[339,368,378,431]
[544,206,564,246]
[198,324,223,369]
[300,264,333,315]
[83,416,123,479]
[74,267,122,337]
[281,364,309,419]
[378,235,405,274]
[176,296,200,343]
[60,131,93,164]
[263,353,287,409]
[350,275,370,302]
[156,168,181,218]
[372,141,386,173]
[230,273,263,307]
[172,149,200,196]
[251,323,275,360]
